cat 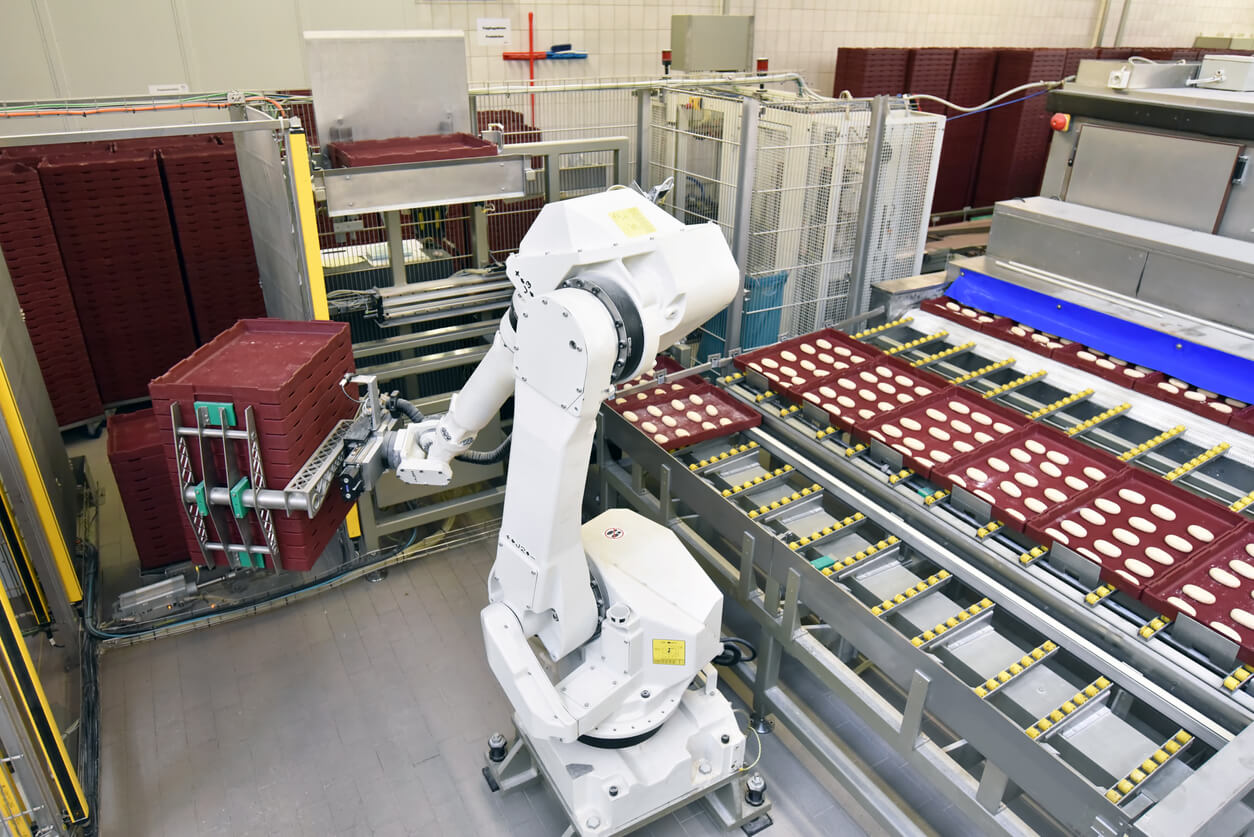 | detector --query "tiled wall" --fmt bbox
[3,0,1254,101]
